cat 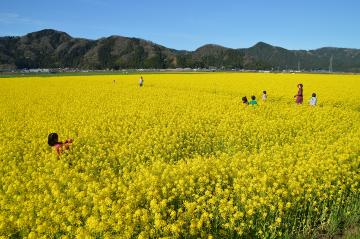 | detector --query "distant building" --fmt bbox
[28,69,50,73]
